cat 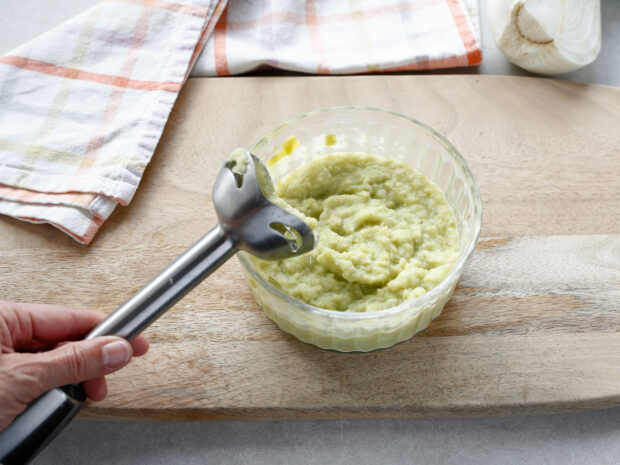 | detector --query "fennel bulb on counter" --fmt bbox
[487,0,601,75]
